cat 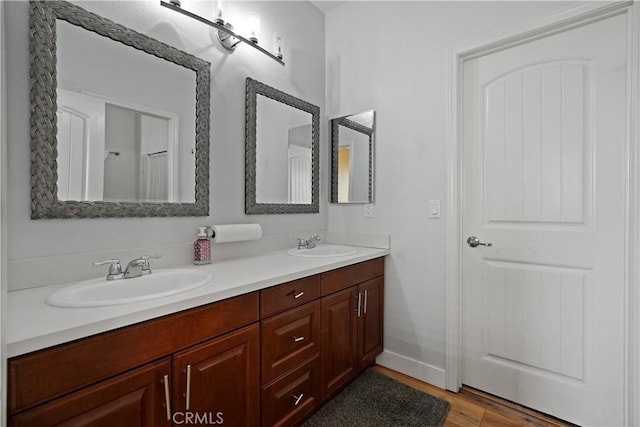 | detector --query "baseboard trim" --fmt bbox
[376,350,446,389]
